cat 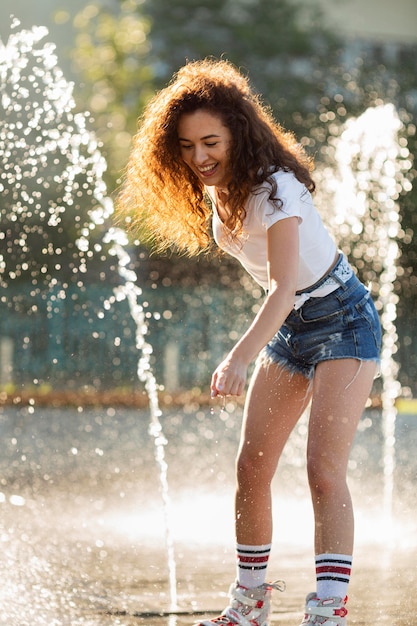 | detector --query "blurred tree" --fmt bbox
[145,0,339,108]
[70,0,154,190]
[69,0,341,189]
